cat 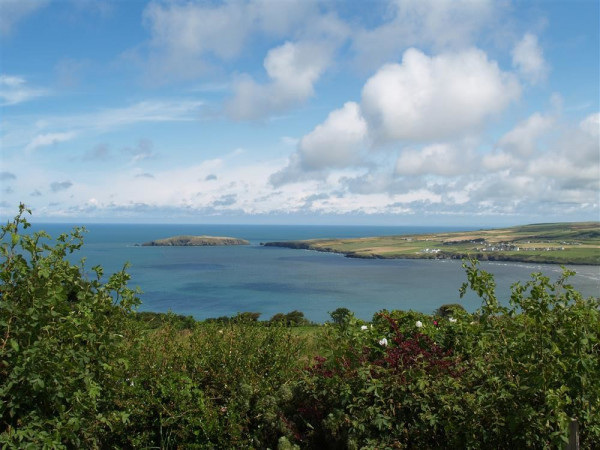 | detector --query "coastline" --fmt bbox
[263,222,600,266]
